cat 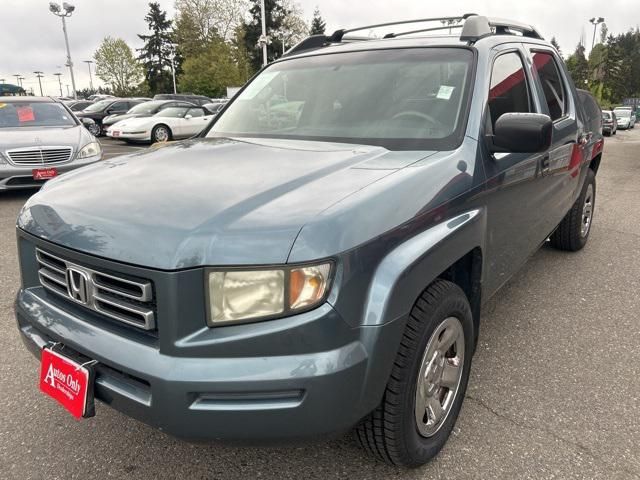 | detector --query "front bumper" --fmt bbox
[106,130,150,142]
[0,156,101,191]
[14,235,404,442]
